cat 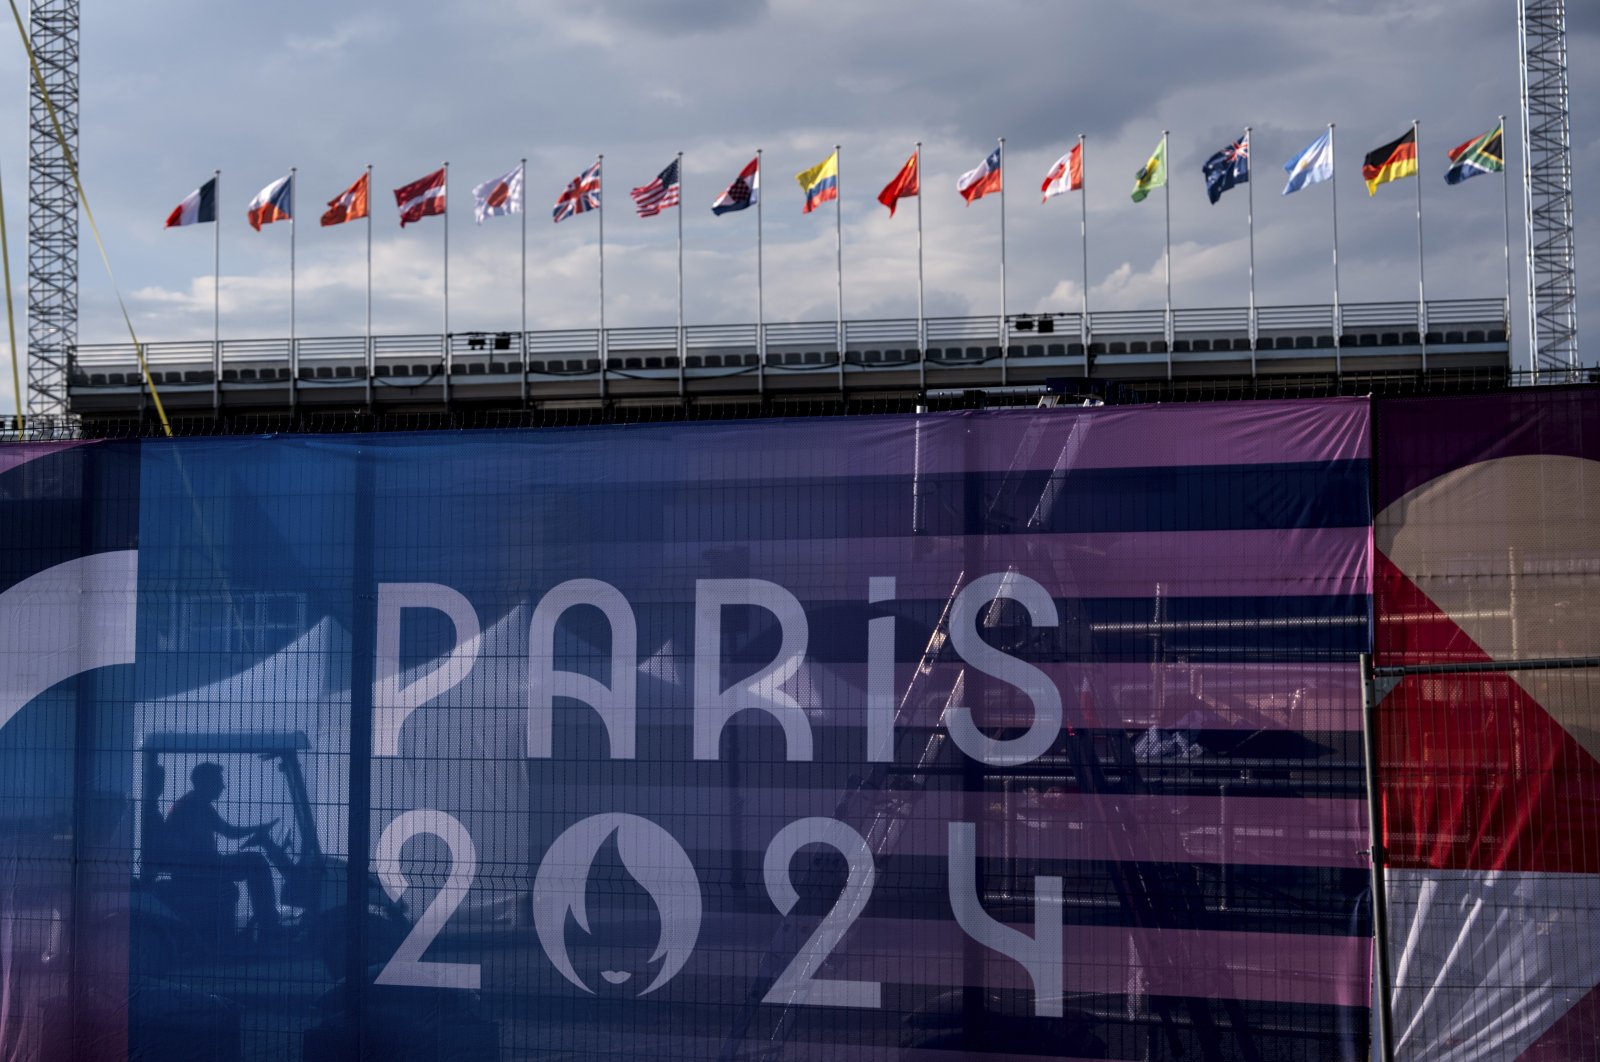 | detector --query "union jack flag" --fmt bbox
[553,160,601,223]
